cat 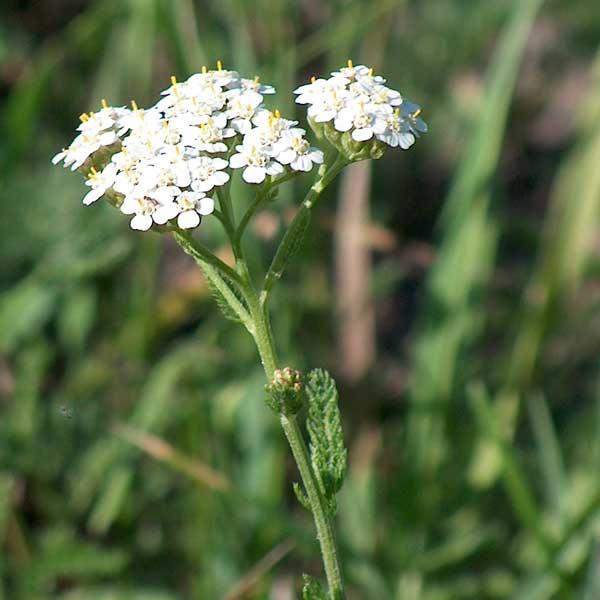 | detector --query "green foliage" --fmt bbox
[306,369,347,514]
